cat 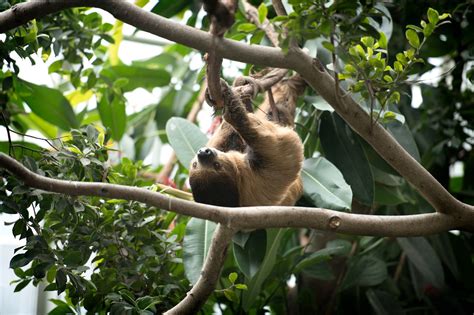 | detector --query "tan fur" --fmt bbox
[189,76,305,207]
